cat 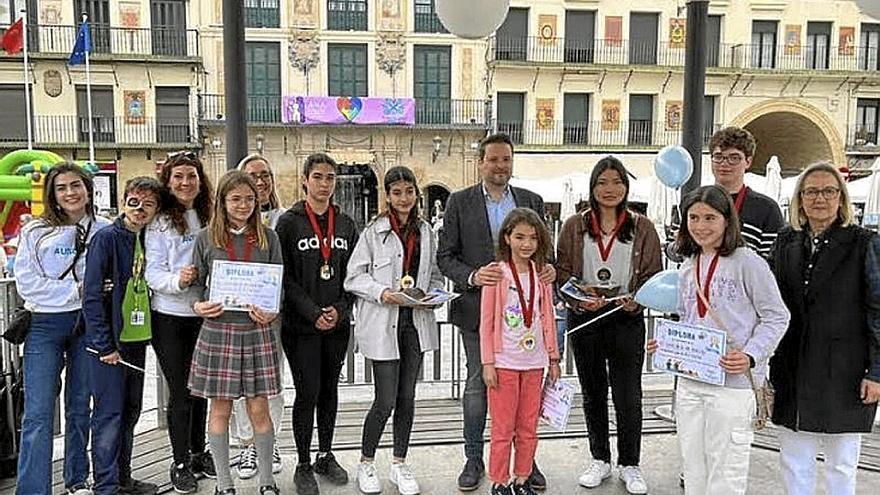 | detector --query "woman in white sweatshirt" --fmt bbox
[14,163,110,495]
[145,151,215,493]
